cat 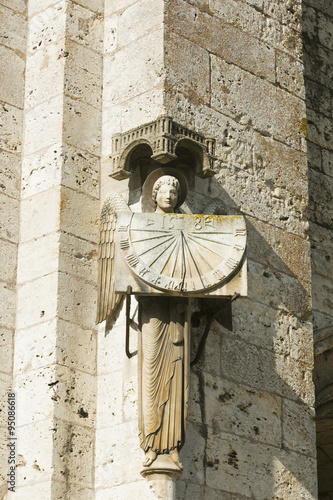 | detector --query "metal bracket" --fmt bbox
[190,293,240,367]
[125,286,137,359]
